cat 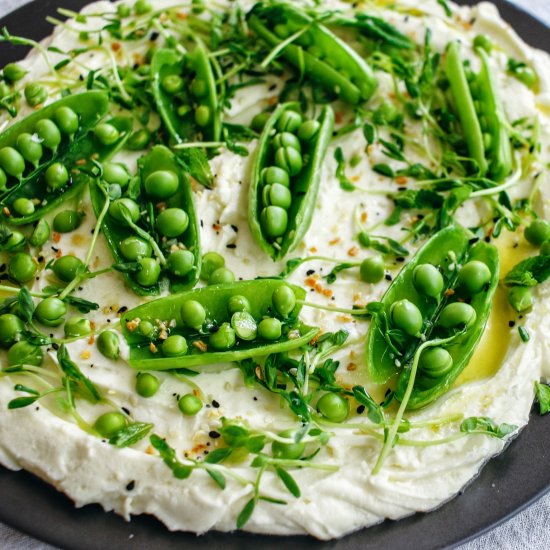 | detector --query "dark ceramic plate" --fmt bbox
[0,1,549,548]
